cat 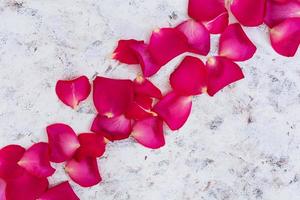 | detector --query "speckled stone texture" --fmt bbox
[0,0,300,199]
